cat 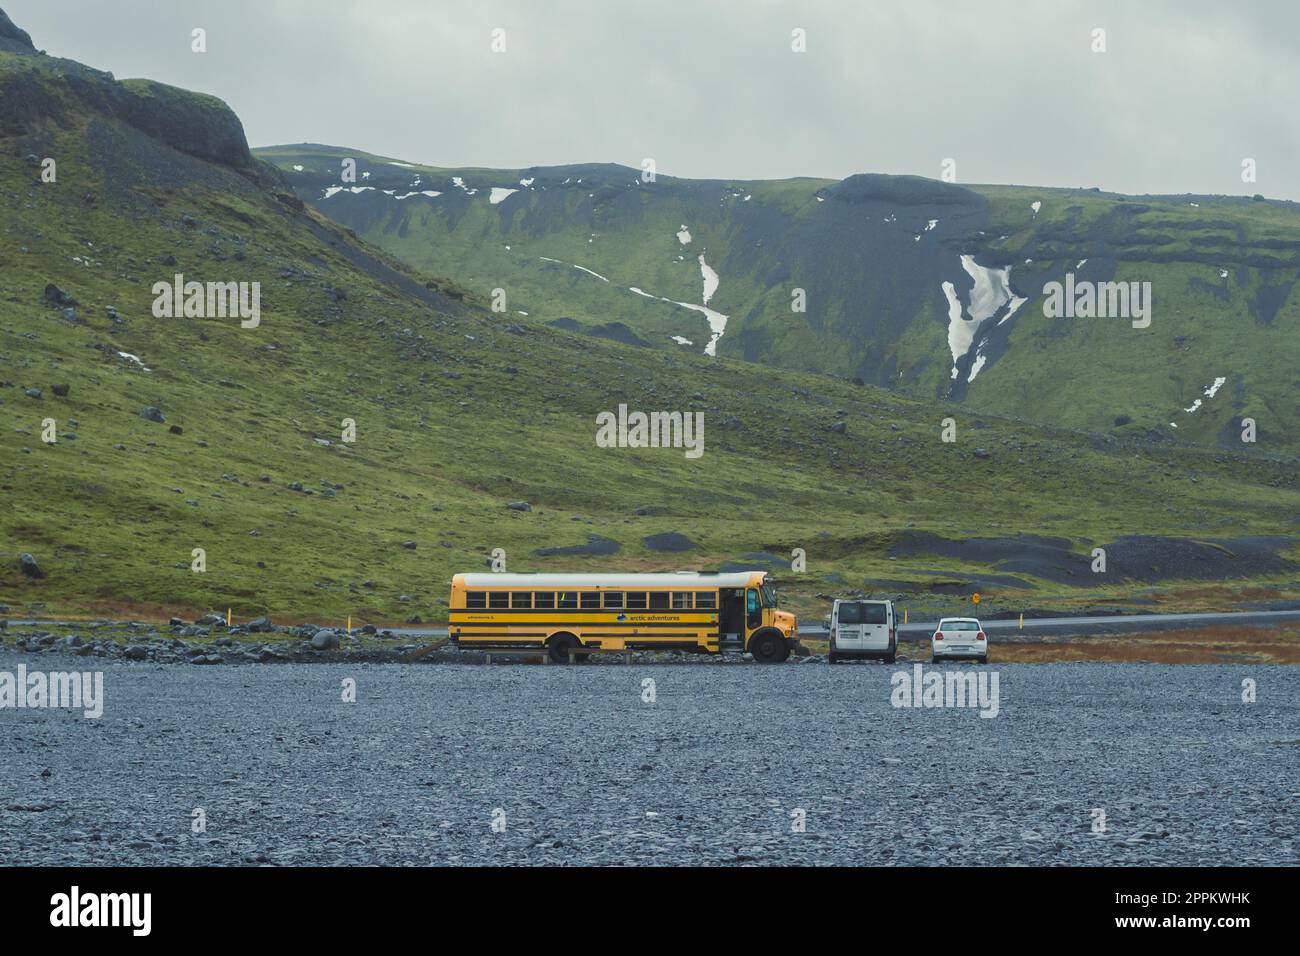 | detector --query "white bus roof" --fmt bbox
[455,572,767,589]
